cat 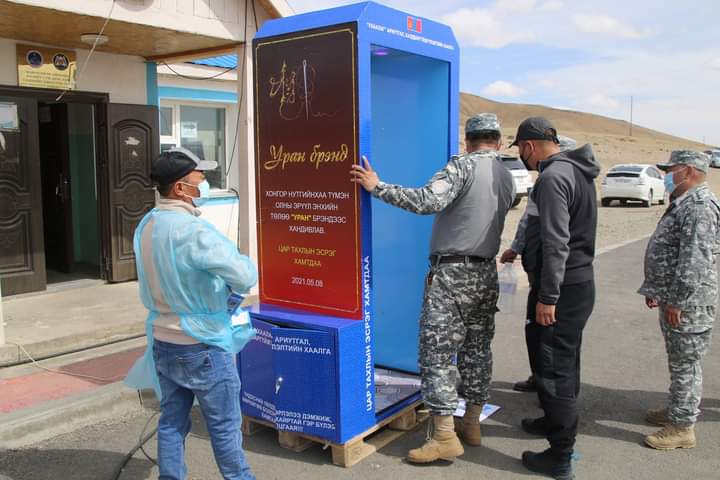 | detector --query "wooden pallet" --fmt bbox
[242,400,428,468]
